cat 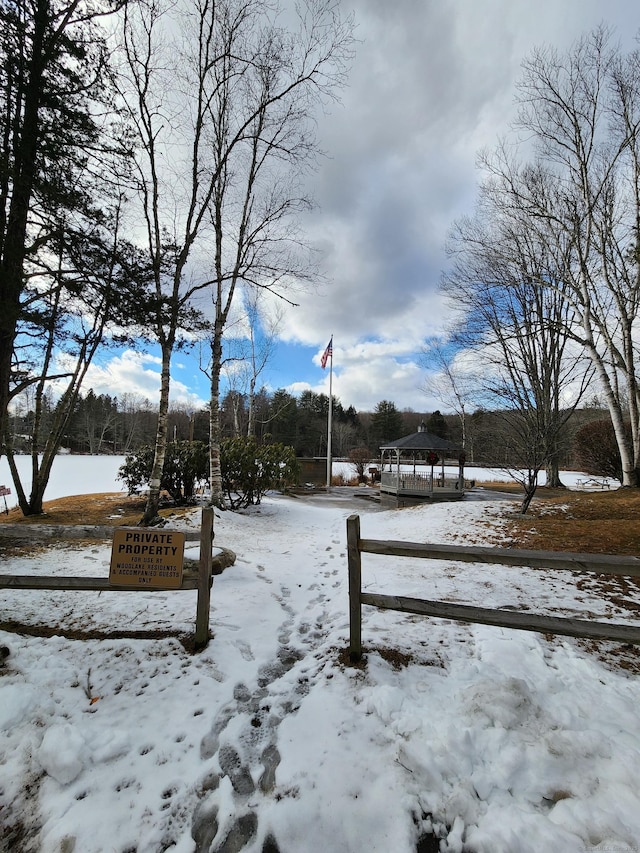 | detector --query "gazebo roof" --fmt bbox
[379,422,457,453]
